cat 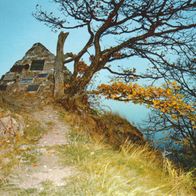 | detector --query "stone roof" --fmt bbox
[14,43,55,67]
[24,43,54,57]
